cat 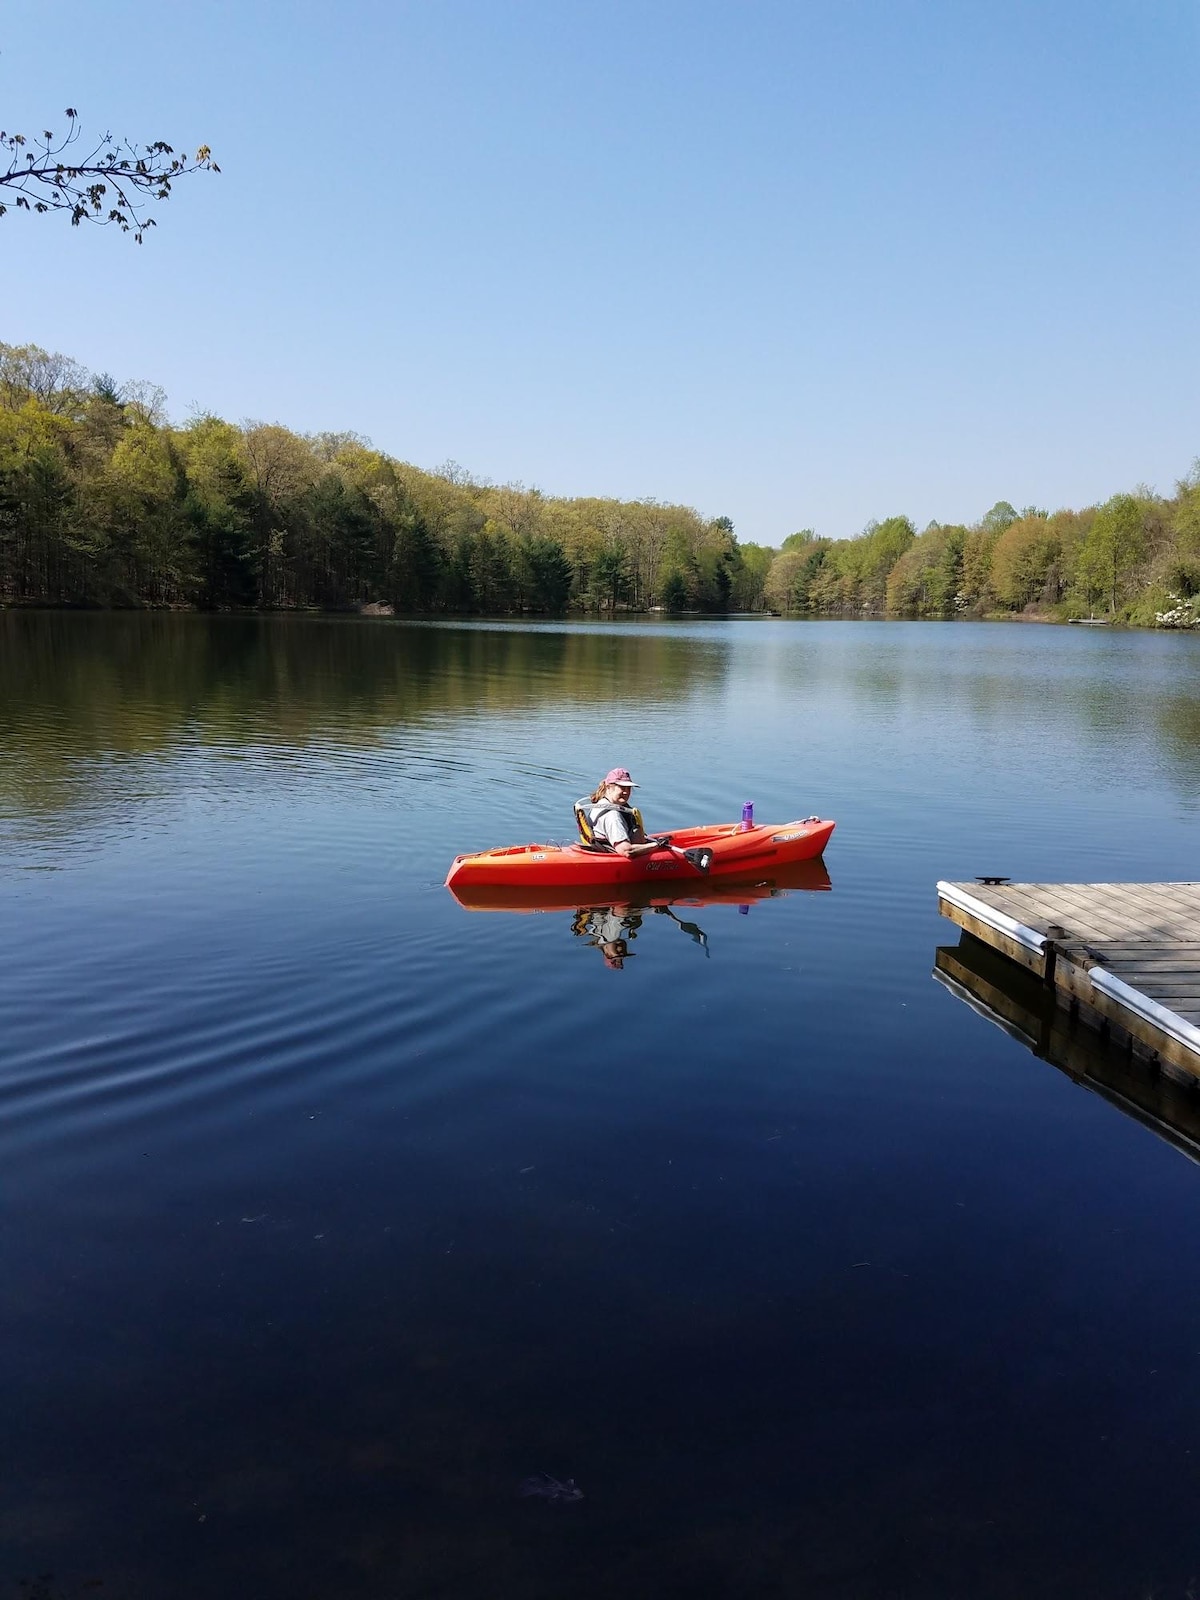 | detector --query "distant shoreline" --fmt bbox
[2,599,1187,632]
